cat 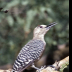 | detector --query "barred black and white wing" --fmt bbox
[12,39,45,72]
